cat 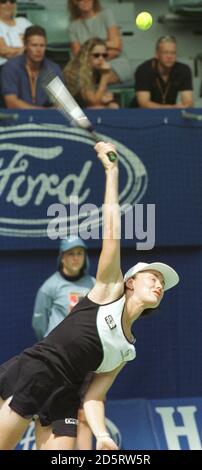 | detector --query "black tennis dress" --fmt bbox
[0,295,136,433]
